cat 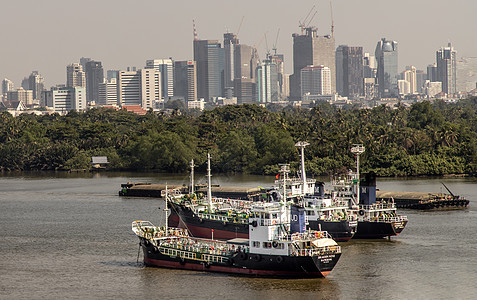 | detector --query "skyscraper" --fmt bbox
[436,43,457,95]
[145,59,174,99]
[256,60,279,103]
[400,66,417,95]
[268,53,285,100]
[193,39,224,100]
[336,45,364,99]
[27,71,45,101]
[174,60,197,102]
[427,64,438,82]
[2,78,14,95]
[363,53,377,79]
[375,38,398,98]
[290,27,336,99]
[223,32,239,92]
[67,63,86,88]
[234,44,259,81]
[85,61,104,103]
